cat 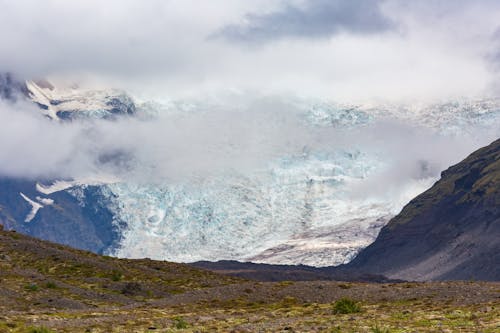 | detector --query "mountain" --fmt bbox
[0,178,122,253]
[2,72,500,269]
[0,74,134,253]
[0,72,135,119]
[25,79,136,120]
[347,138,500,281]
